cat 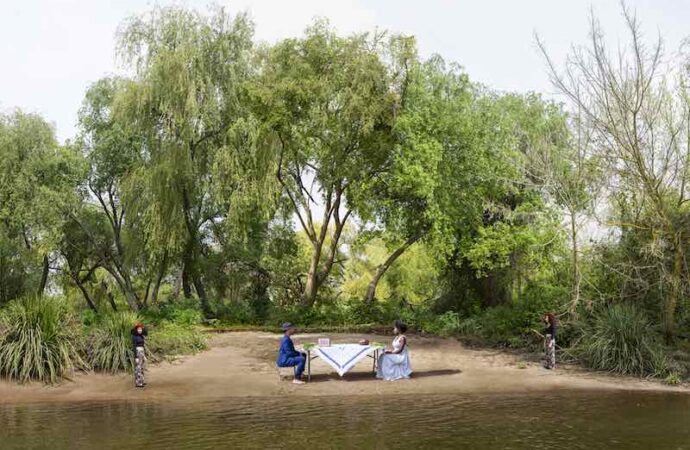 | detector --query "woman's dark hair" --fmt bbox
[544,313,557,326]
[394,320,407,333]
